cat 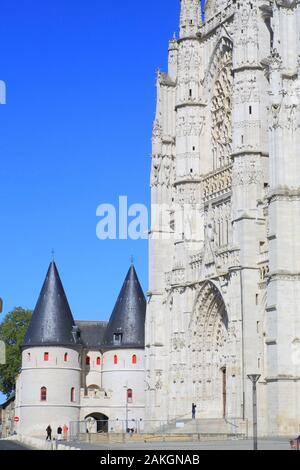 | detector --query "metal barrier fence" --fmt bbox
[69,419,168,440]
[69,418,248,441]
